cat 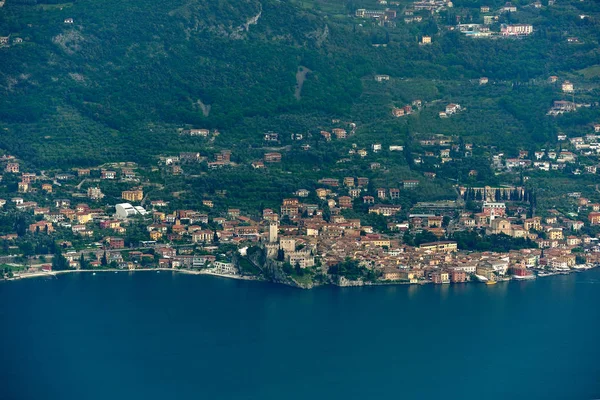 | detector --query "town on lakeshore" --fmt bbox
[2,120,600,288]
[2,0,600,288]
